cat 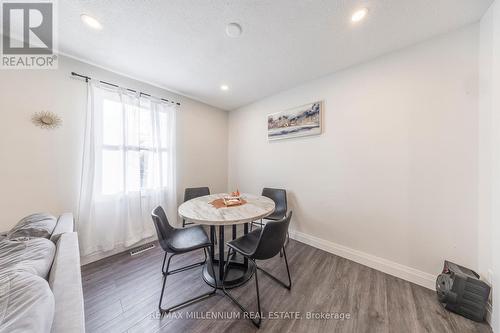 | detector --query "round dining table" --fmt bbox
[178,193,275,289]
